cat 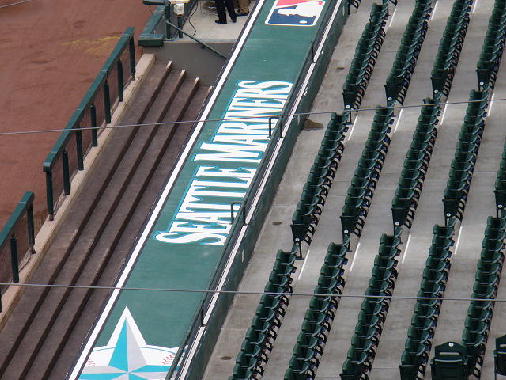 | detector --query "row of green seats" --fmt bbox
[343,2,389,110]
[340,106,394,240]
[231,249,298,379]
[430,217,506,379]
[431,0,473,97]
[461,217,506,377]
[495,142,506,213]
[443,89,488,223]
[341,232,402,379]
[284,242,348,379]
[477,0,506,89]
[400,221,456,379]
[291,113,349,248]
[385,0,433,104]
[392,97,441,228]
